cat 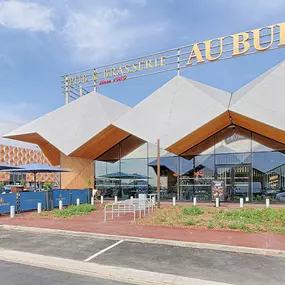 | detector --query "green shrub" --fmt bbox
[214,208,263,224]
[228,223,240,230]
[184,220,195,226]
[43,182,53,190]
[182,206,204,216]
[218,222,225,228]
[52,204,96,218]
[207,222,215,229]
[159,217,167,222]
[256,194,262,201]
[269,227,285,235]
[228,222,249,231]
[263,208,278,222]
